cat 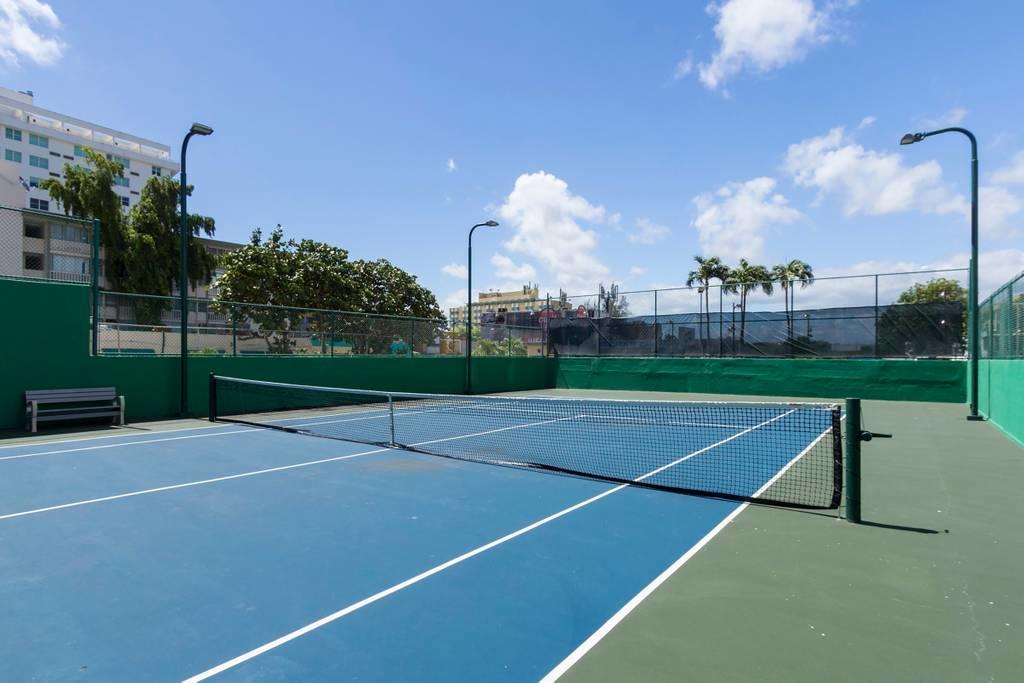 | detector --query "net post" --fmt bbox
[844,398,862,523]
[387,394,396,446]
[208,373,218,422]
